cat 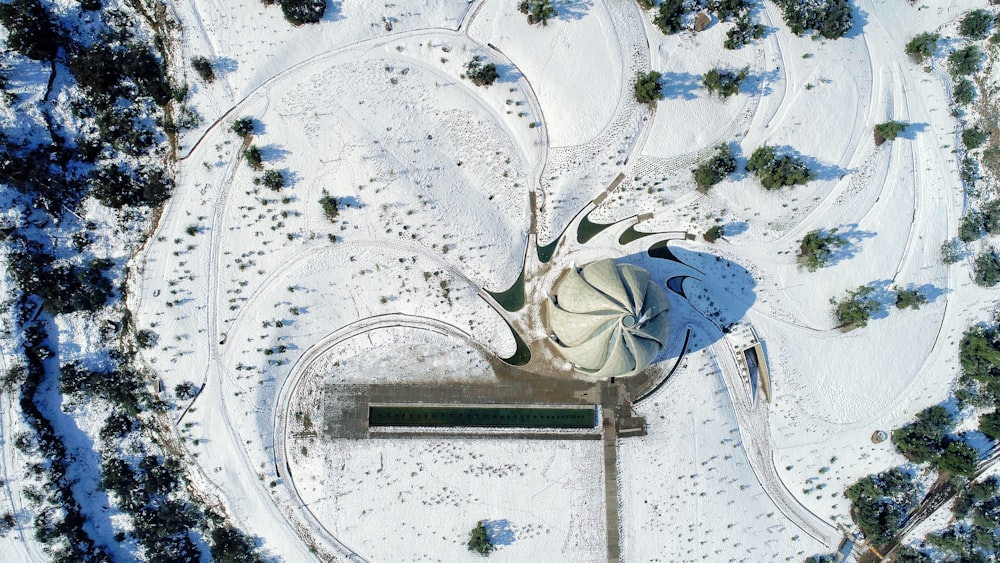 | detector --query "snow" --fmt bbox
[290,437,606,561]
